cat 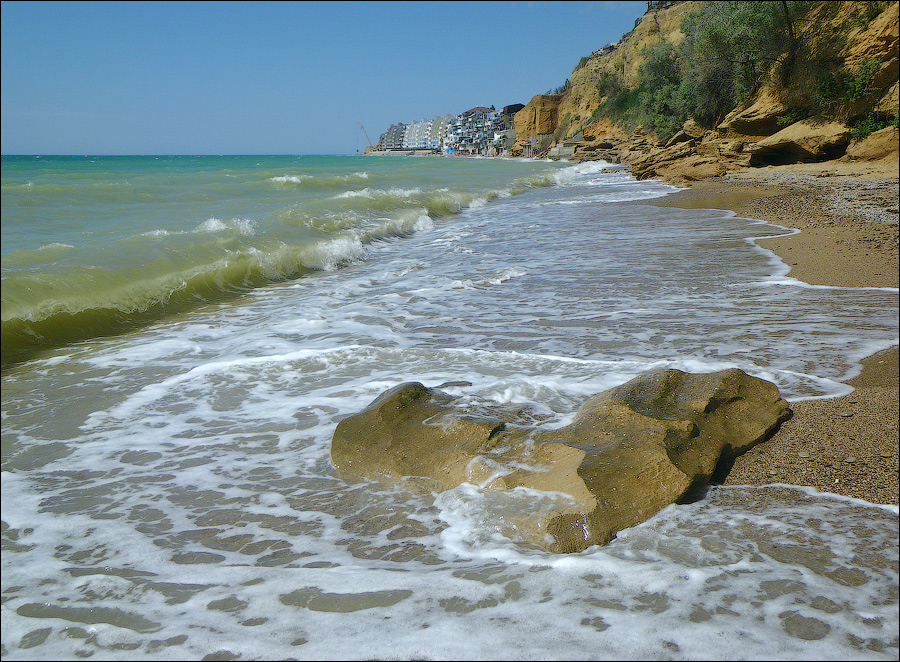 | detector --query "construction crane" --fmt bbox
[358,123,375,151]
